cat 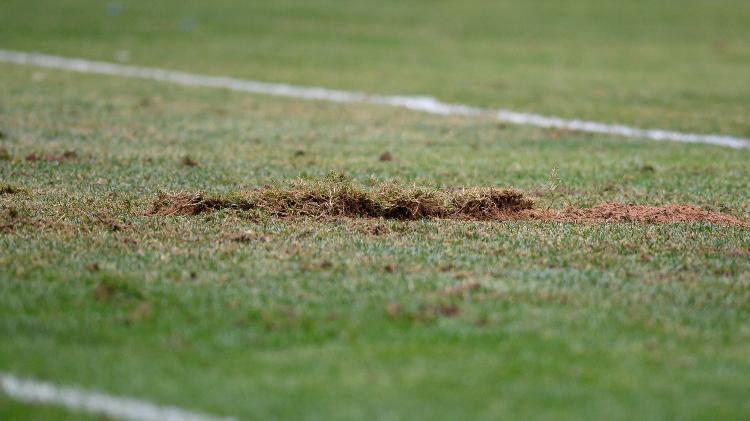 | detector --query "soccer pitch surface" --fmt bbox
[1,1,750,419]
